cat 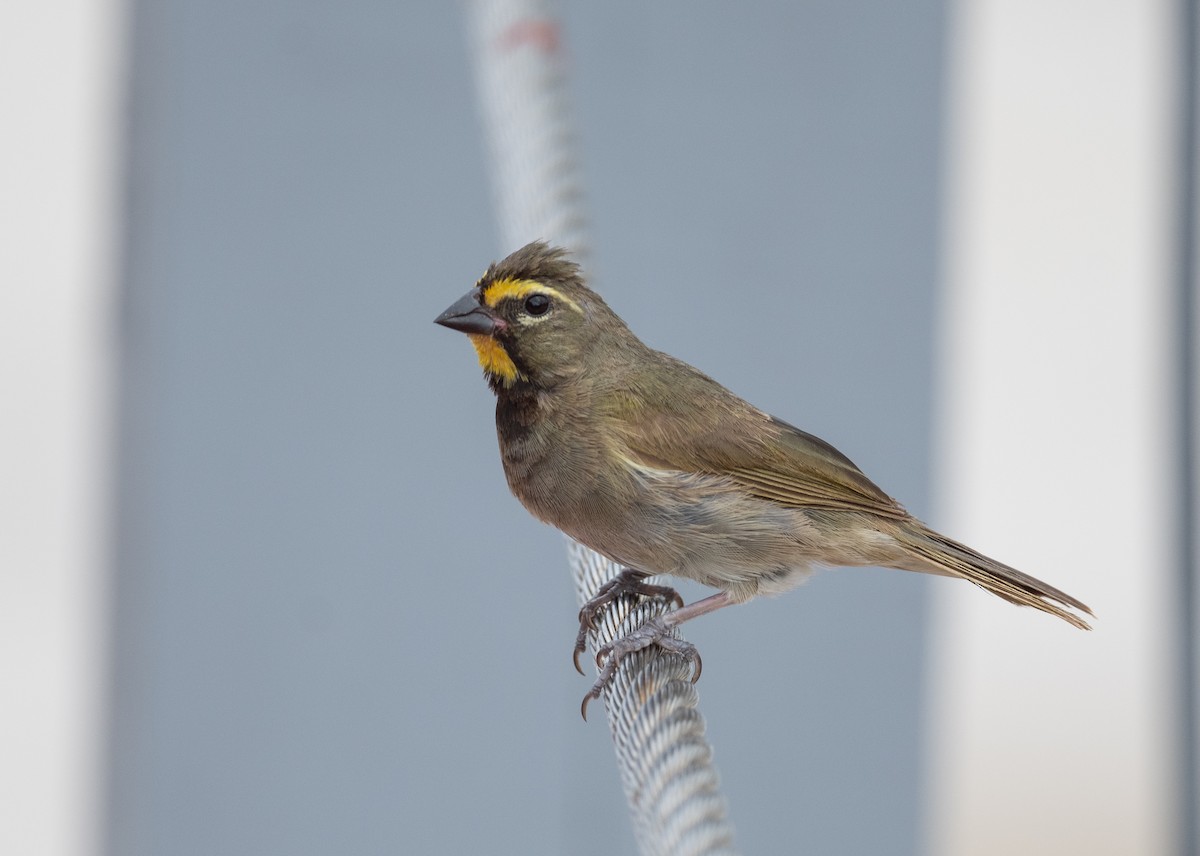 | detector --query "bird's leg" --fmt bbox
[581,590,733,720]
[573,568,683,674]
